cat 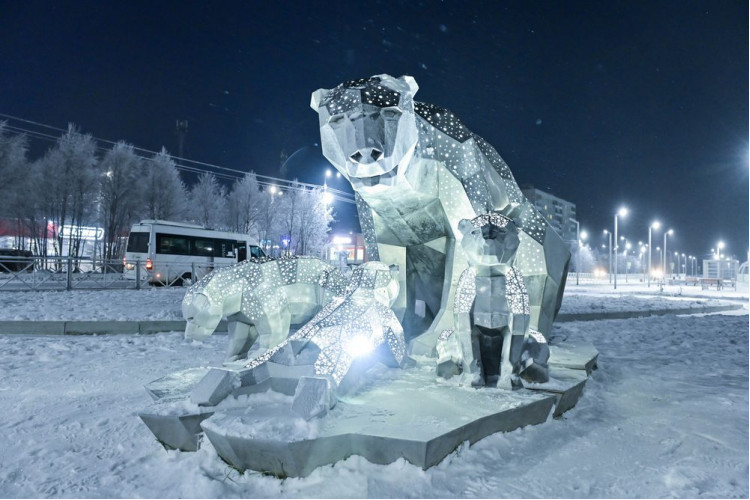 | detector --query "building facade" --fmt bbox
[520,186,577,242]
[702,258,739,280]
